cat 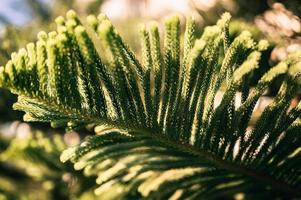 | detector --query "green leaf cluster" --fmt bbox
[0,10,300,199]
